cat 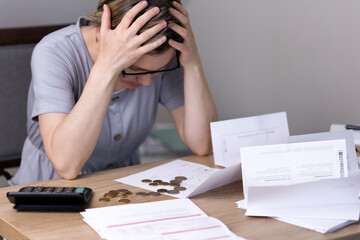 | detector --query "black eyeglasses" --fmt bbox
[121,51,181,77]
